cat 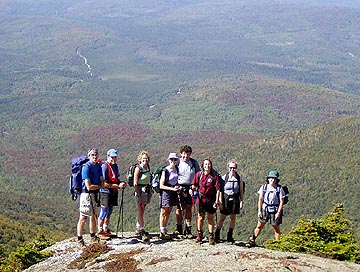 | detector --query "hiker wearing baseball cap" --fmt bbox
[246,170,286,248]
[98,149,127,240]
